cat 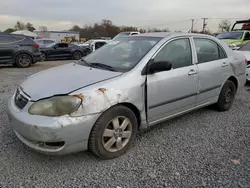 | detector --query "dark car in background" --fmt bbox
[34,38,58,48]
[0,33,41,68]
[40,42,89,61]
